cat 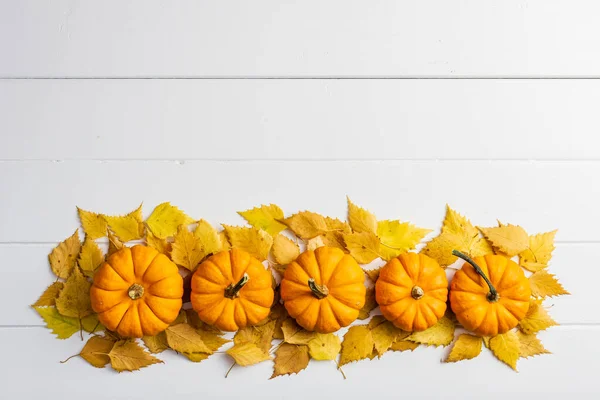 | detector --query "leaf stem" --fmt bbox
[452,250,498,302]
[60,354,79,364]
[334,360,347,379]
[225,361,236,378]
